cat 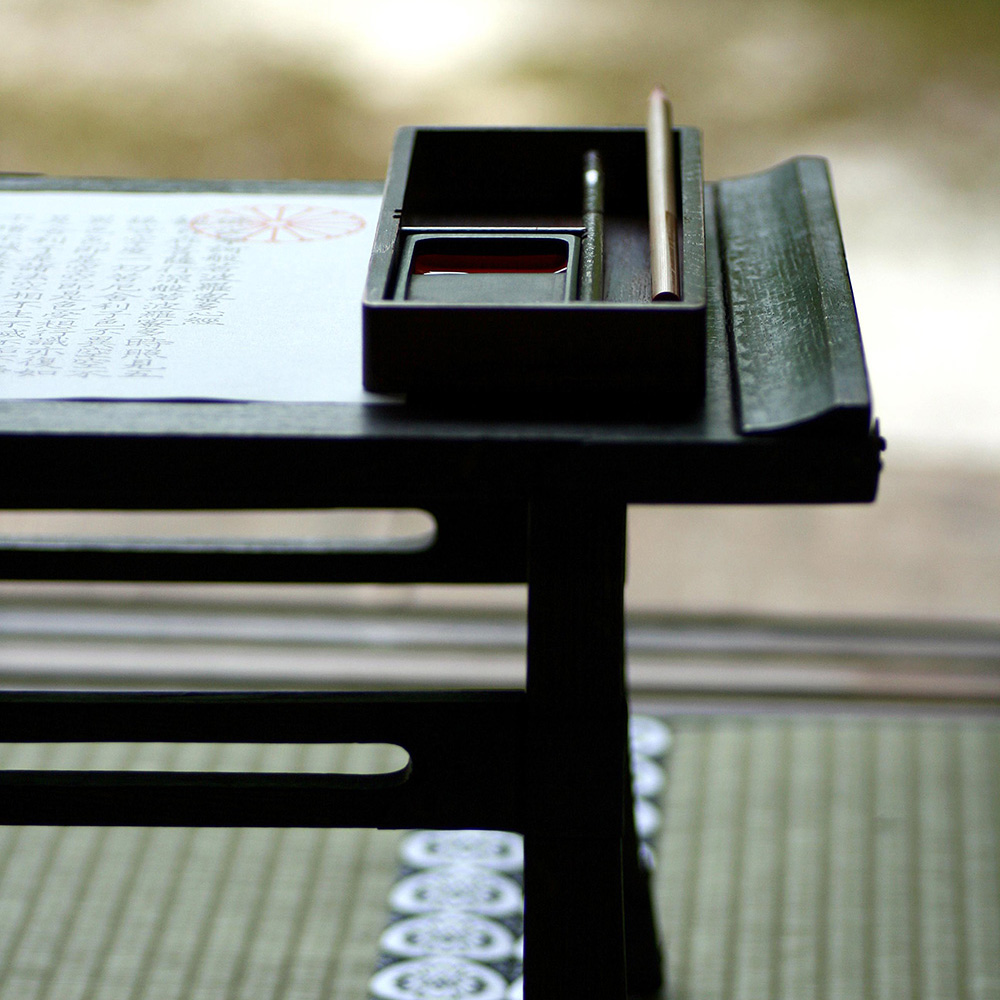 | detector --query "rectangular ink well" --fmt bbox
[362,125,707,413]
